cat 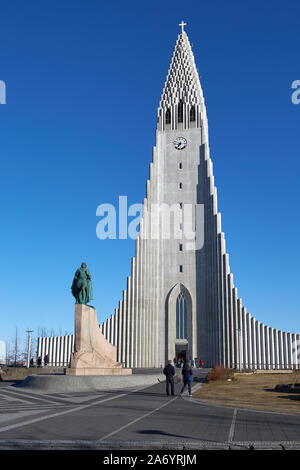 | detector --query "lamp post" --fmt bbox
[26,330,34,368]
